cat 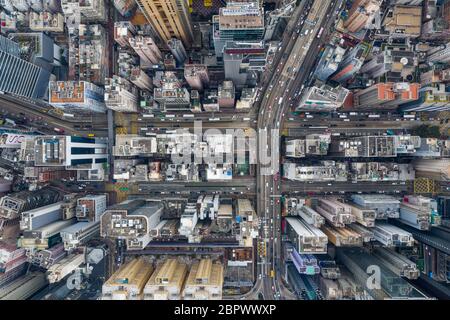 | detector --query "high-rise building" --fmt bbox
[353,82,420,109]
[29,11,65,32]
[167,38,187,65]
[100,199,163,250]
[183,259,224,300]
[297,85,349,112]
[154,72,190,112]
[218,81,235,108]
[427,42,450,64]
[61,0,107,22]
[331,42,370,84]
[0,187,61,220]
[129,35,162,66]
[143,258,188,300]
[361,44,417,82]
[402,83,450,111]
[382,5,422,38]
[75,194,107,222]
[113,0,137,18]
[49,81,106,113]
[114,21,136,48]
[184,64,209,91]
[102,258,154,300]
[134,0,194,48]
[413,159,450,180]
[68,24,108,85]
[344,0,381,33]
[0,35,51,99]
[223,41,266,88]
[213,1,265,58]
[34,135,108,169]
[104,75,139,113]
[315,45,346,82]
